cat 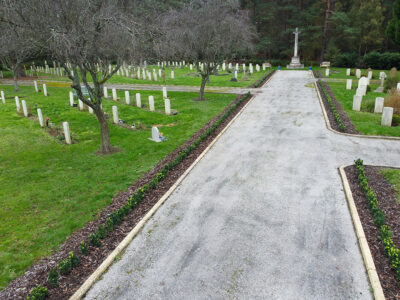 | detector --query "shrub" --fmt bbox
[392,114,400,126]
[363,52,400,69]
[363,99,375,113]
[385,89,400,114]
[27,285,48,300]
[48,268,59,287]
[89,233,101,247]
[58,258,72,275]
[68,251,80,267]
[384,77,399,92]
[97,225,107,239]
[80,240,88,255]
